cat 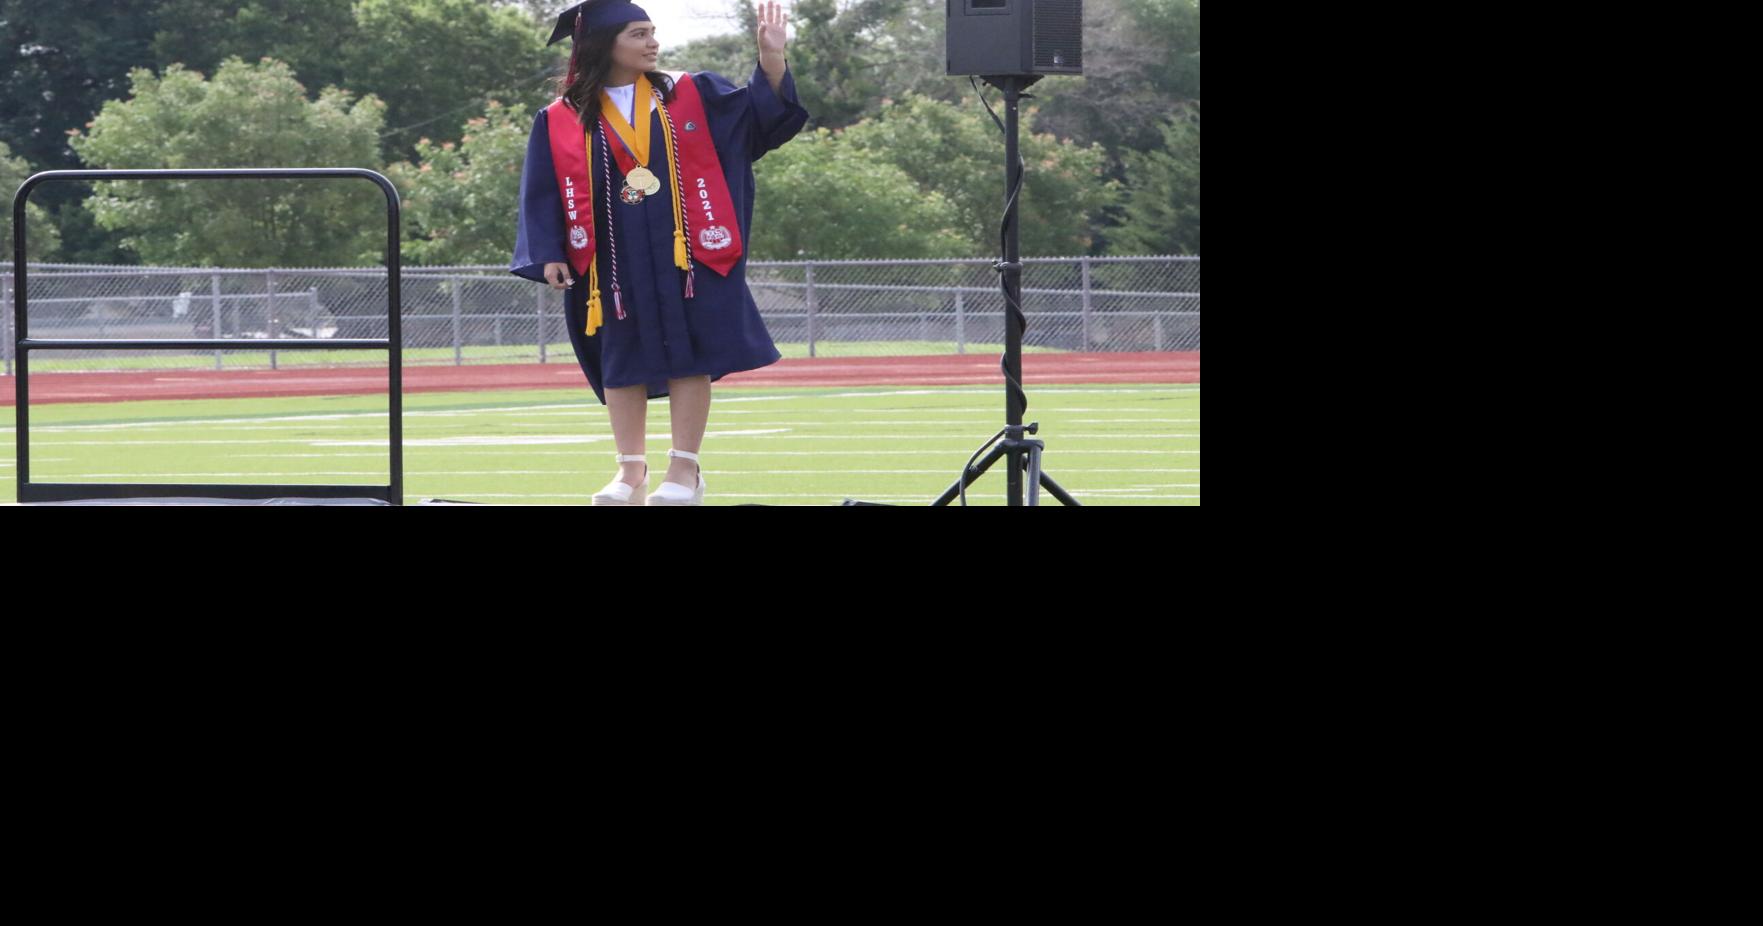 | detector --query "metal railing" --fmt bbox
[10,168,404,504]
[3,254,1197,375]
